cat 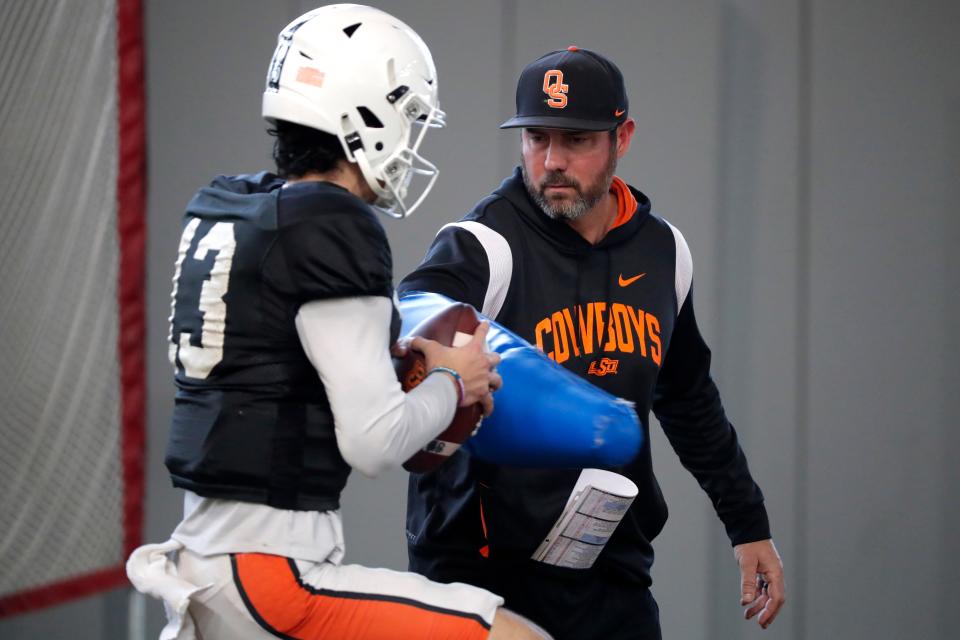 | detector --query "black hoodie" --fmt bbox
[399,168,770,593]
